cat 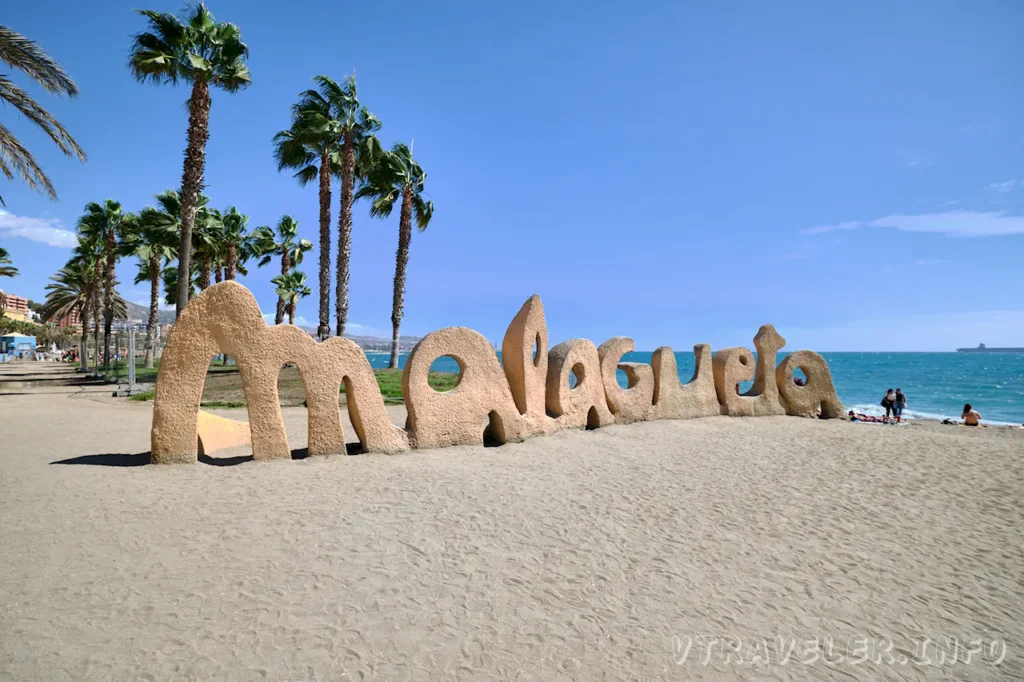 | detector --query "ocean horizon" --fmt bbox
[365,350,1024,426]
